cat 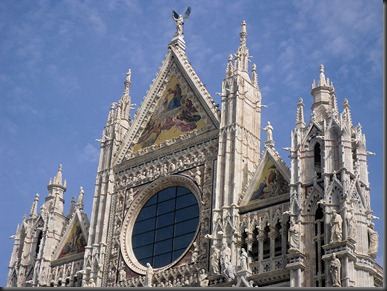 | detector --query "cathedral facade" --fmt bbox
[7,16,383,288]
